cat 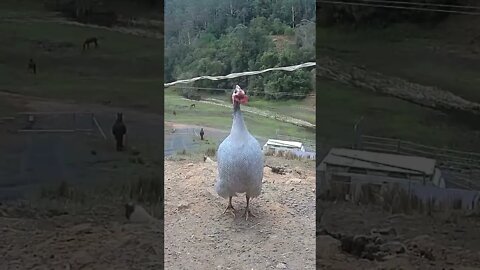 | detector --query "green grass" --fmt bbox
[317,78,480,152]
[0,20,163,111]
[248,98,315,124]
[317,23,480,103]
[164,90,315,141]
[316,21,480,152]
